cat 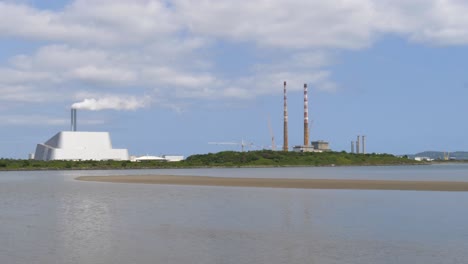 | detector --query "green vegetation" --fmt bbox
[0,150,420,171]
[184,150,420,167]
